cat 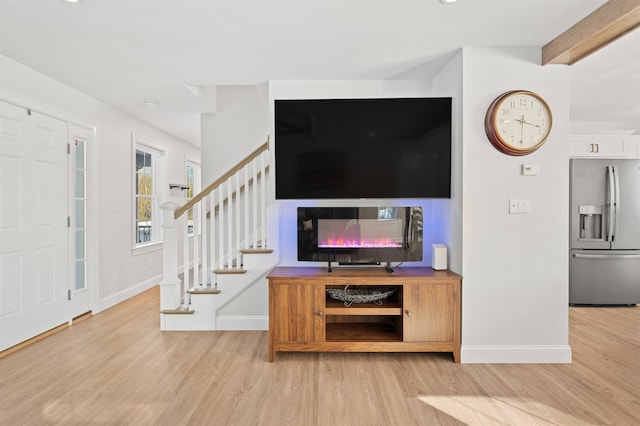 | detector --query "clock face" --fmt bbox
[485,90,552,156]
